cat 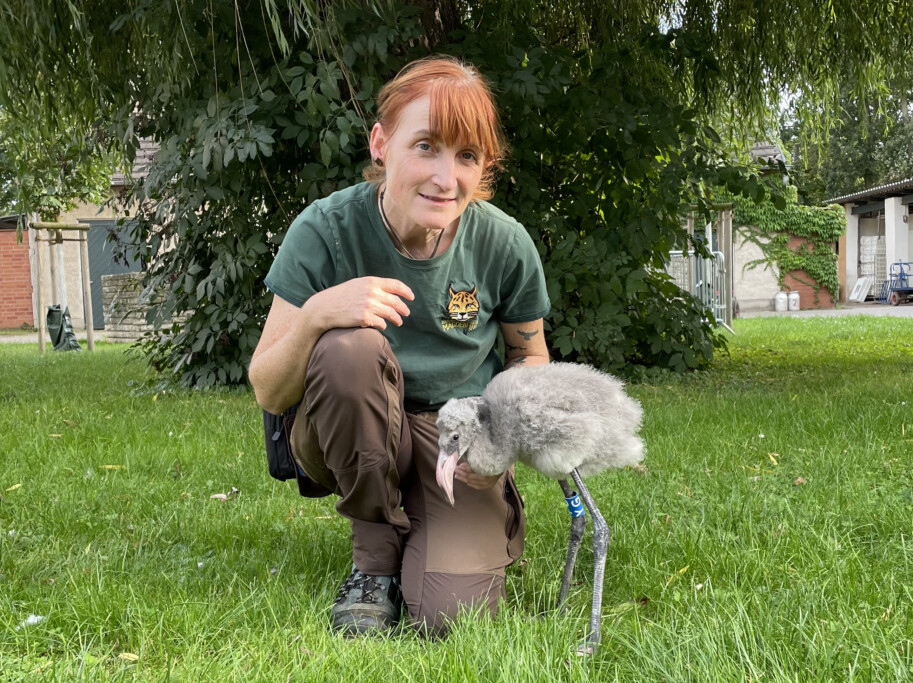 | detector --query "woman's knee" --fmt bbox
[312,327,387,365]
[407,572,505,637]
[307,327,393,398]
